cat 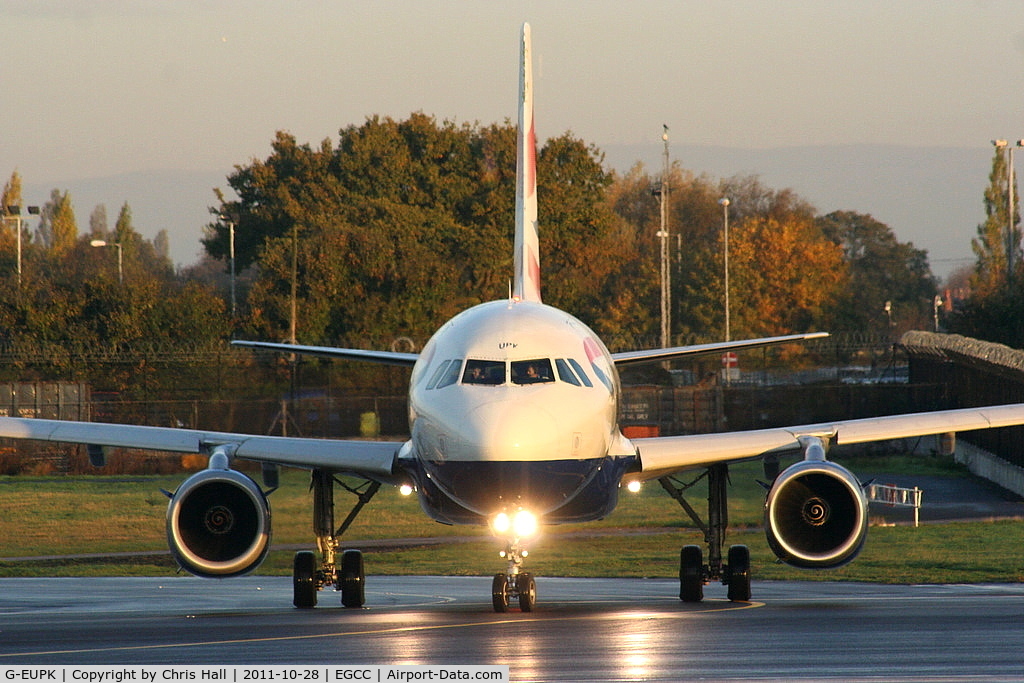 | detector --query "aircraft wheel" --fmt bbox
[679,544,704,603]
[492,573,510,613]
[516,572,536,612]
[339,549,366,608]
[293,551,318,609]
[726,544,751,602]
